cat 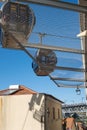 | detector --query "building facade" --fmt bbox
[0,85,63,130]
